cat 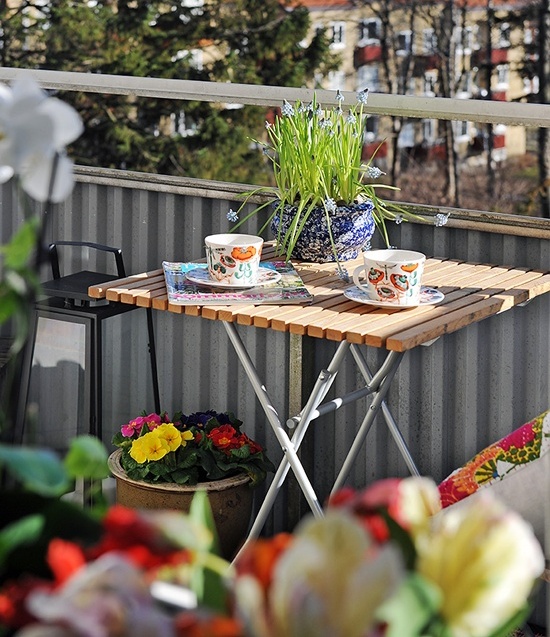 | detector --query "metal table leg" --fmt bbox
[223,322,323,517]
[225,323,417,562]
